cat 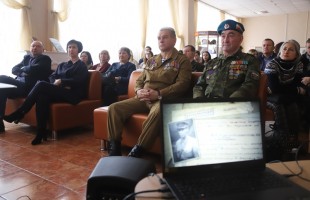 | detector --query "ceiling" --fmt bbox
[199,0,310,18]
